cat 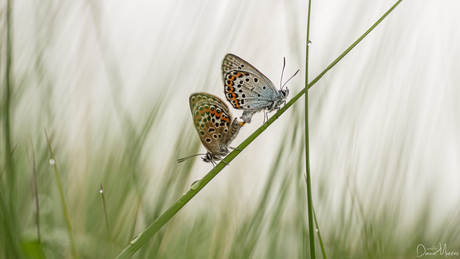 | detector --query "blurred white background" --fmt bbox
[10,0,460,250]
